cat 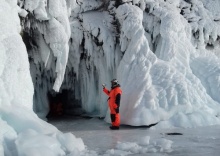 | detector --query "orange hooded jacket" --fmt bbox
[103,85,122,114]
